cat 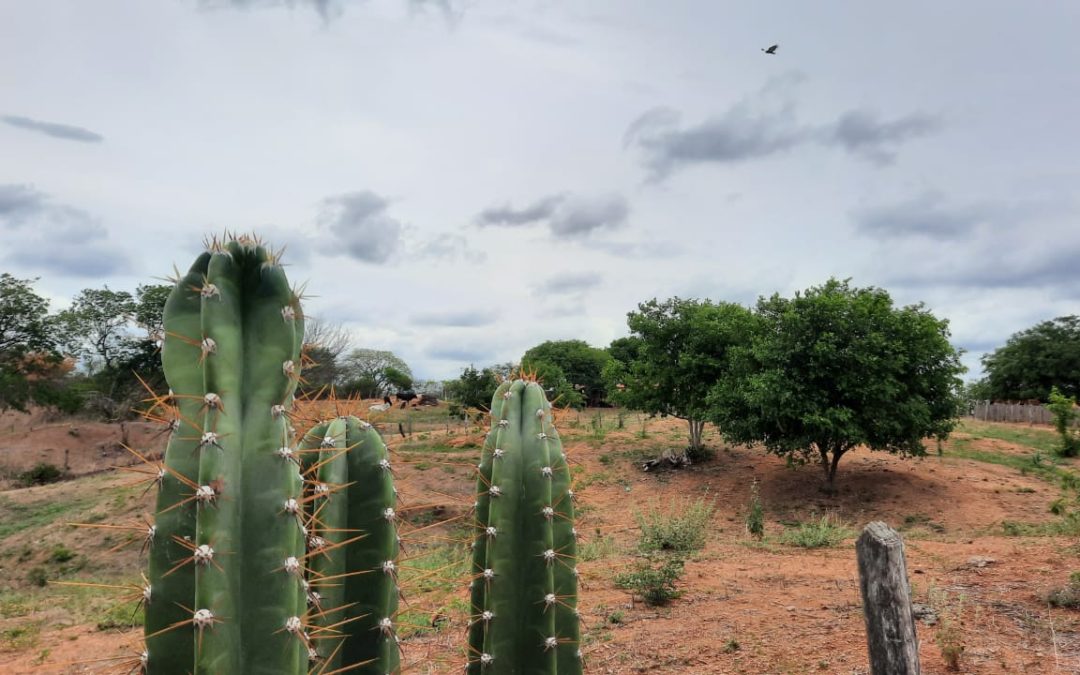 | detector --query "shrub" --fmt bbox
[18,463,63,486]
[636,497,714,553]
[932,592,965,671]
[745,480,765,539]
[1047,387,1080,457]
[579,533,617,561]
[779,513,853,548]
[27,567,48,587]
[1047,573,1080,609]
[49,545,75,564]
[613,555,684,605]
